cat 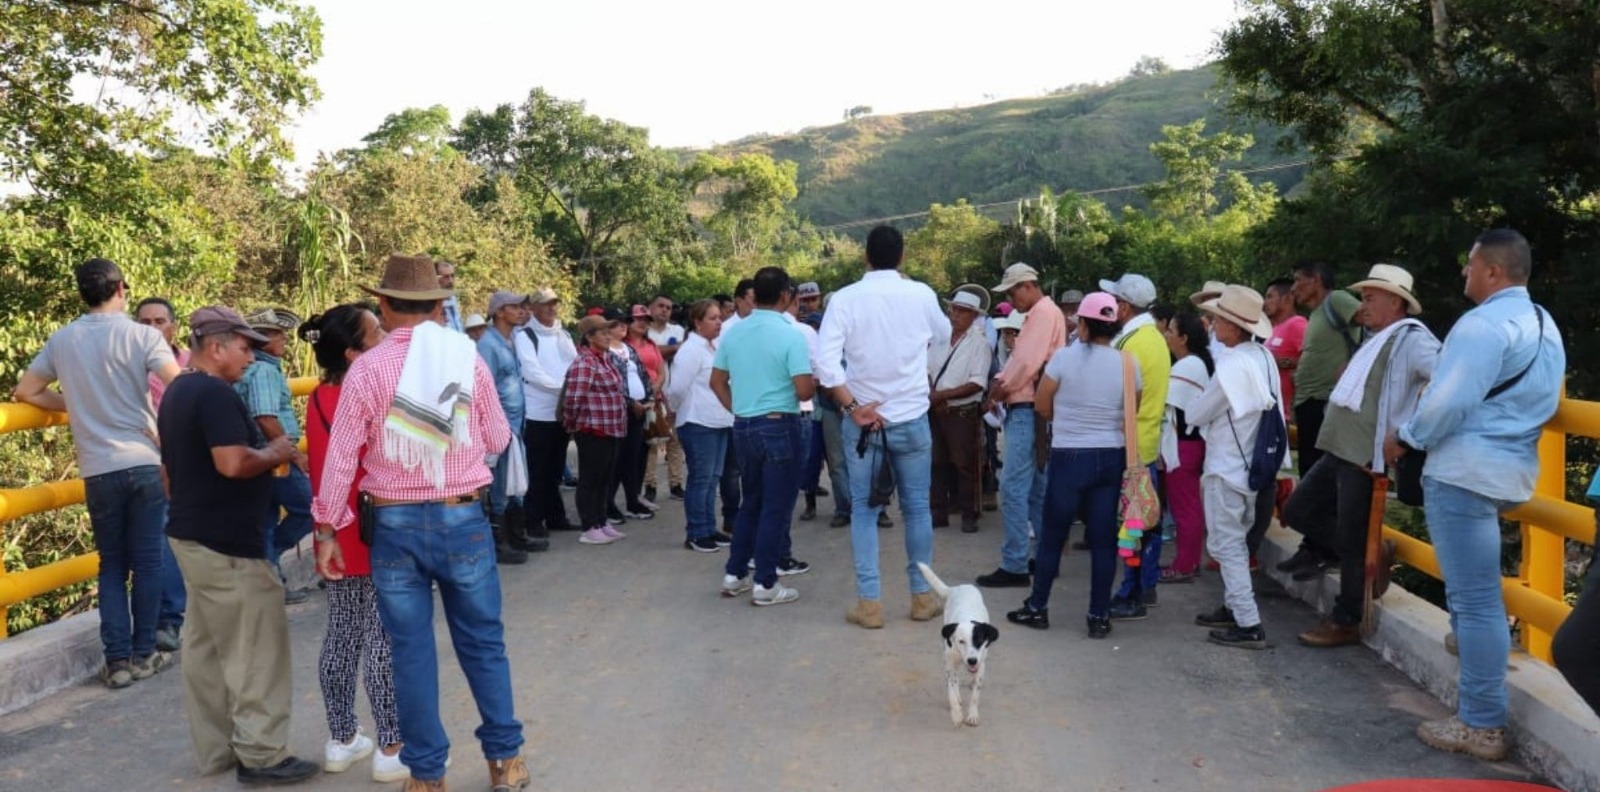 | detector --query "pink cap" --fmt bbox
[996,301,1013,316]
[1076,292,1119,323]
